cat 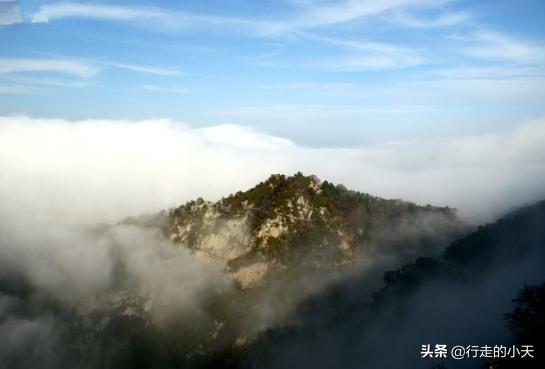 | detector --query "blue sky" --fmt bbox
[1,0,545,146]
